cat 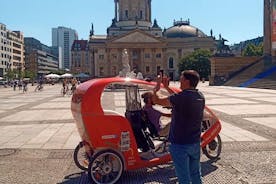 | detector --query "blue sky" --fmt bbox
[0,0,263,46]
